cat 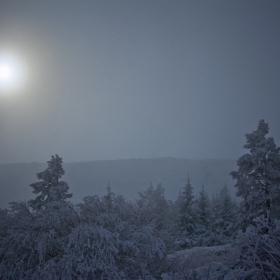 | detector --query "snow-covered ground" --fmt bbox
[163,244,242,279]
